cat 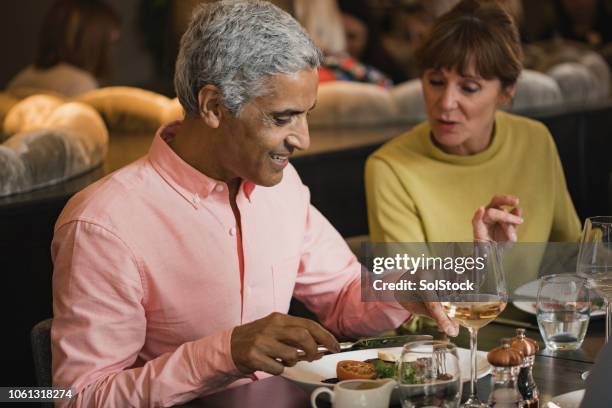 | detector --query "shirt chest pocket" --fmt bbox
[271,255,300,312]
